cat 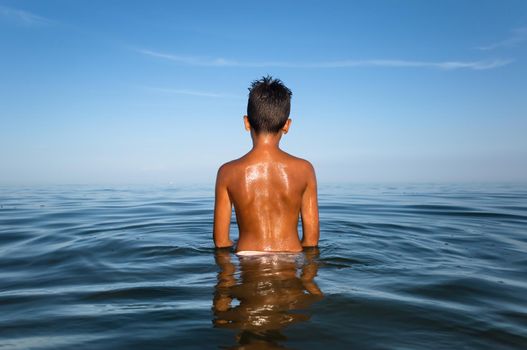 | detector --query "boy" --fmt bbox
[213,76,319,253]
